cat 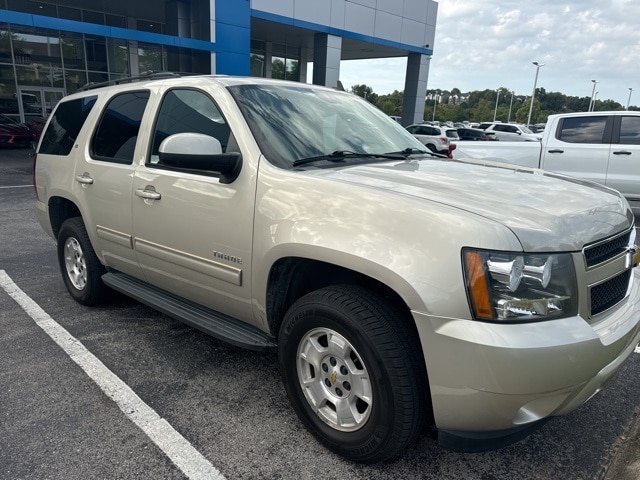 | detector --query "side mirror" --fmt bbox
[158,132,242,184]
